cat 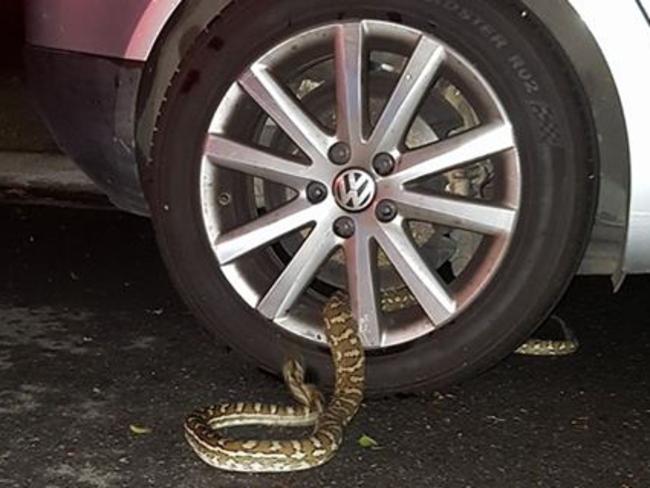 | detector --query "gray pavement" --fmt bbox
[1,204,649,488]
